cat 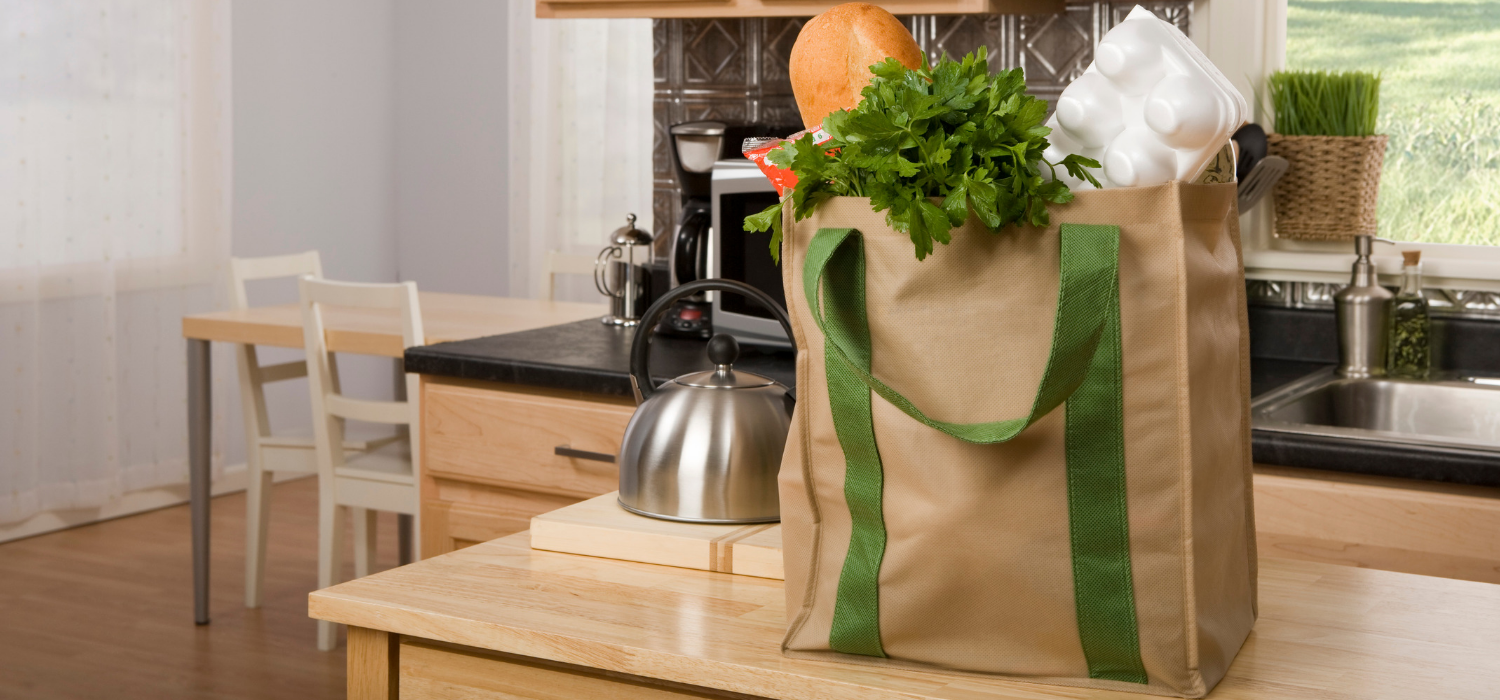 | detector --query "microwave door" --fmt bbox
[710,160,790,348]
